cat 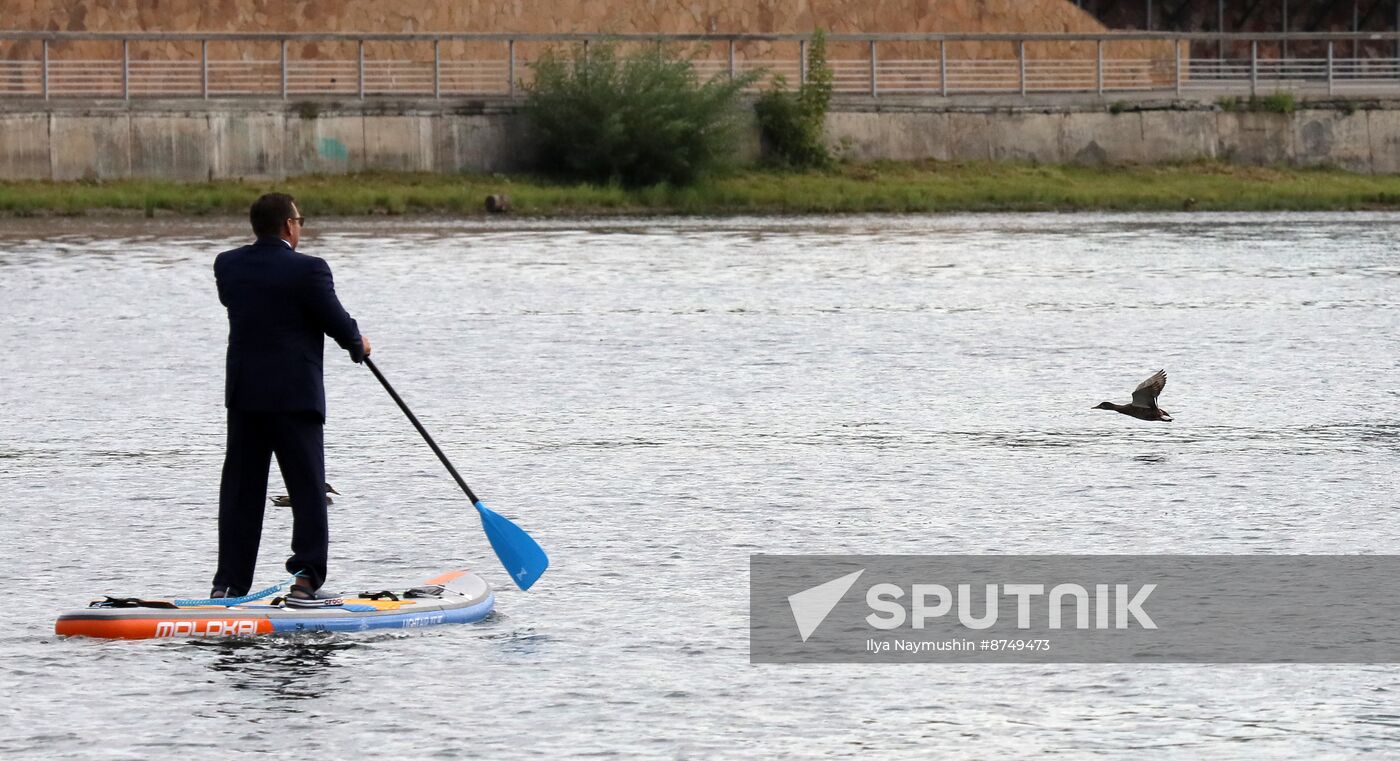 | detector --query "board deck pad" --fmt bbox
[55,570,493,639]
